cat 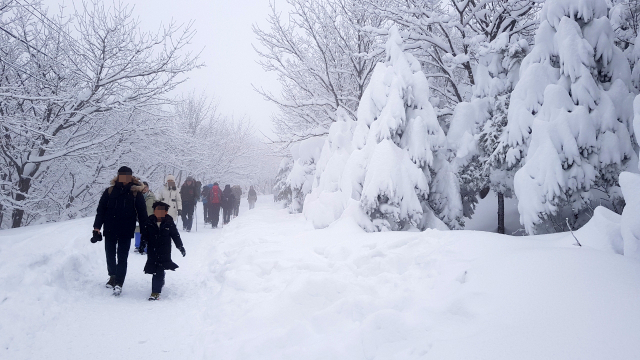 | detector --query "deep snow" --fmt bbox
[1,196,639,359]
